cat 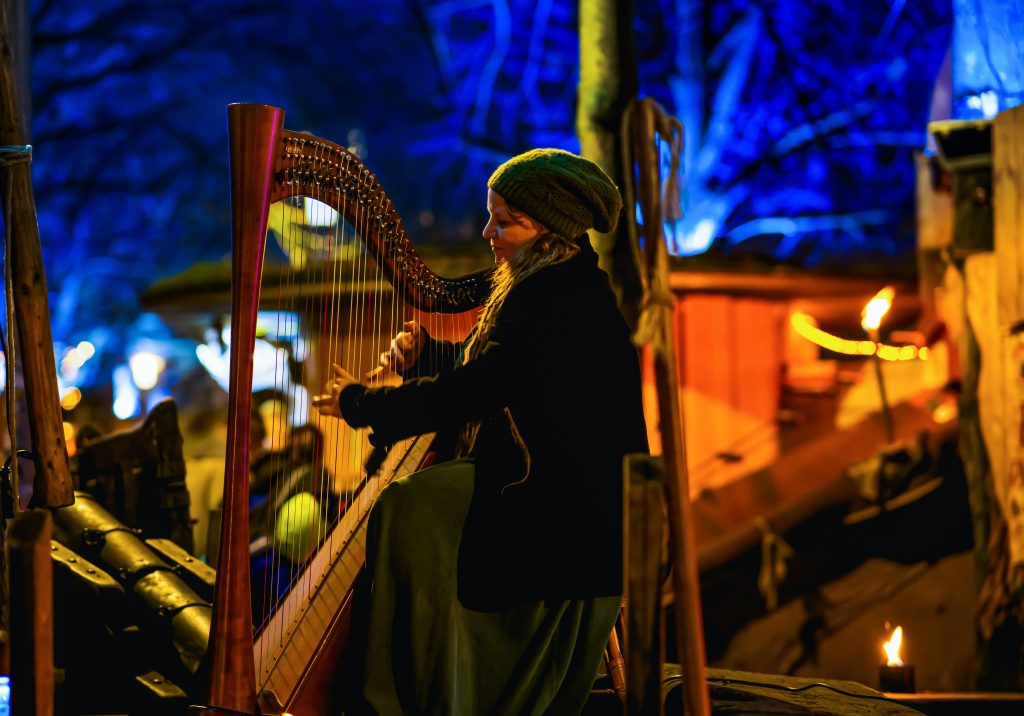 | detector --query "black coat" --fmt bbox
[339,238,649,606]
